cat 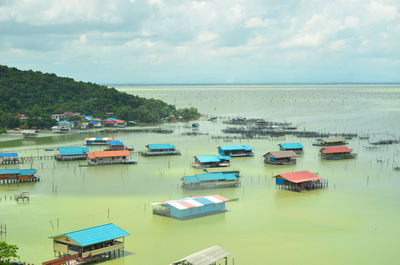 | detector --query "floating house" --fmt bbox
[0,169,39,184]
[263,151,297,165]
[274,170,328,192]
[22,130,37,137]
[87,150,136,165]
[85,137,114,146]
[319,146,357,160]
[152,195,230,220]
[141,144,180,156]
[52,121,74,133]
[192,155,231,168]
[313,137,348,146]
[106,140,126,151]
[170,245,230,265]
[0,153,20,164]
[182,170,240,189]
[217,145,254,157]
[55,147,90,161]
[45,223,129,264]
[279,143,304,154]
